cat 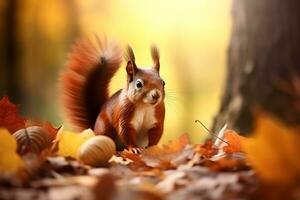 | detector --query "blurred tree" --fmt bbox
[2,0,23,103]
[0,0,80,124]
[23,0,80,122]
[212,0,300,134]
